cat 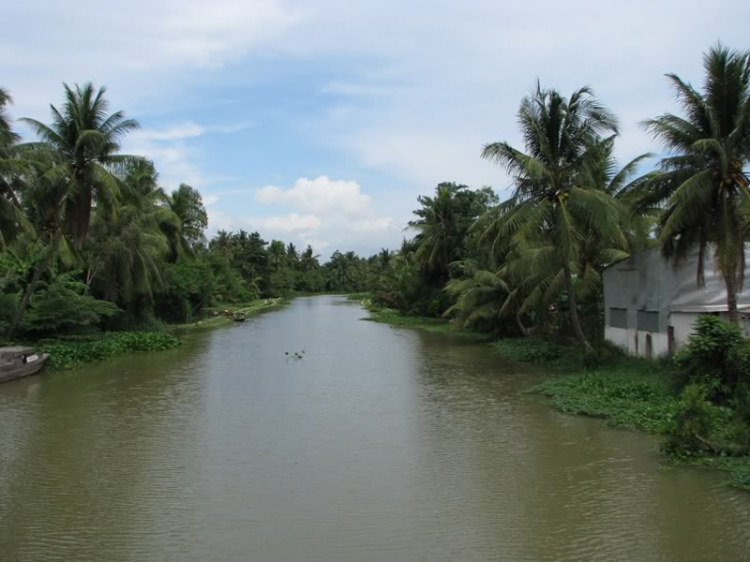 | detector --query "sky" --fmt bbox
[3,0,750,258]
